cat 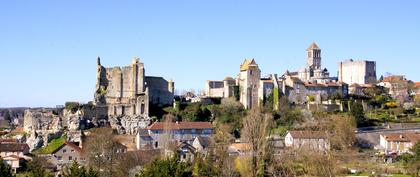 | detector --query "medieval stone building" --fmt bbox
[297,42,330,82]
[238,59,261,109]
[94,57,174,119]
[338,59,377,85]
